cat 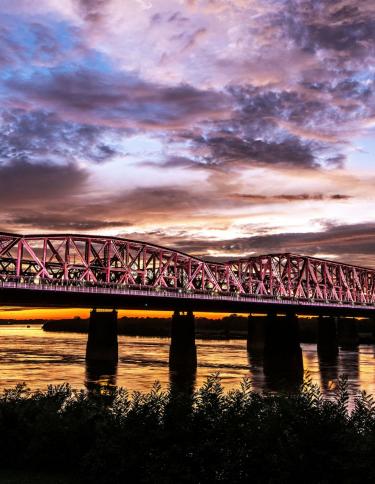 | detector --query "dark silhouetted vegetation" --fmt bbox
[40,315,375,343]
[1,376,375,483]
